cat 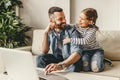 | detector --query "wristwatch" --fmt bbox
[58,62,66,69]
